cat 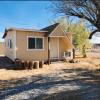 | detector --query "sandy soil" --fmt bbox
[0,57,100,81]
